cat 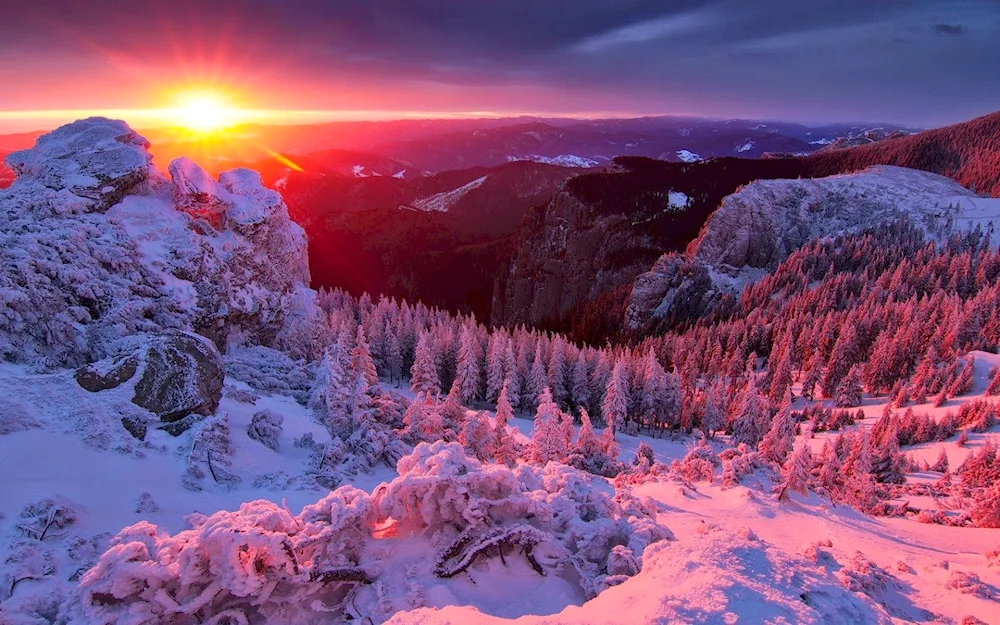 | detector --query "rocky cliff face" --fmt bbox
[0,118,323,368]
[490,179,670,329]
[490,156,812,334]
[624,165,980,330]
